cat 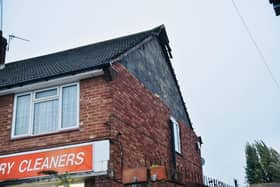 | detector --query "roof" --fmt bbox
[0,25,193,128]
[0,25,170,90]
